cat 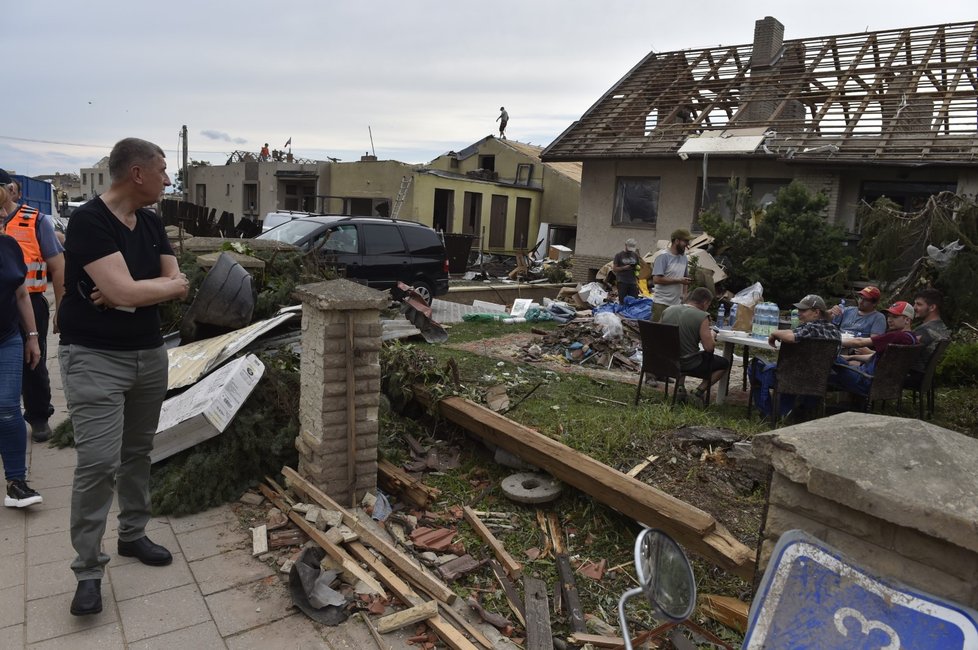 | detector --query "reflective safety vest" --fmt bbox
[4,204,47,293]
